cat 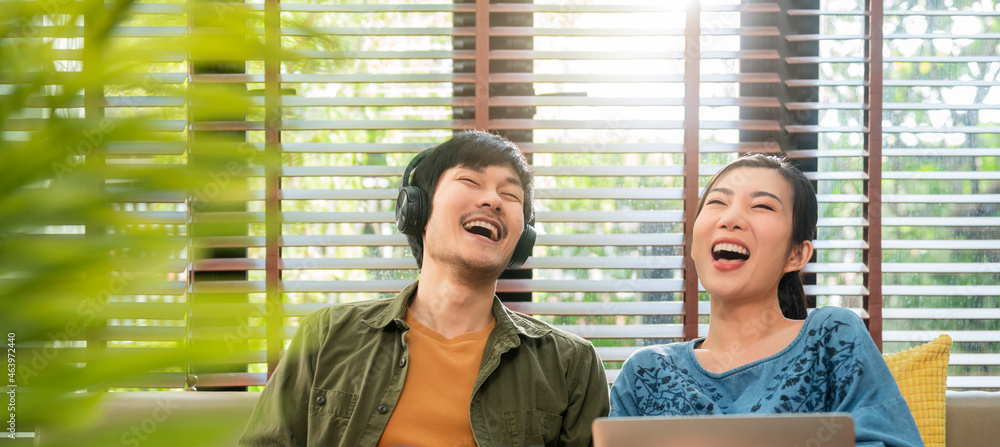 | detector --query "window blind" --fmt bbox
[789,0,1000,389]
[10,0,998,393]
[876,2,1000,389]
[8,0,194,391]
